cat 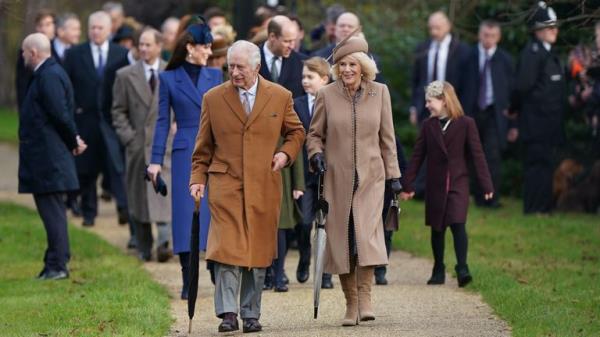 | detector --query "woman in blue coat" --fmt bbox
[147,19,221,299]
